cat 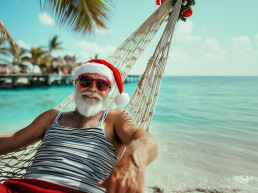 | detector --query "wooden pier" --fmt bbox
[124,75,141,83]
[0,74,141,88]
